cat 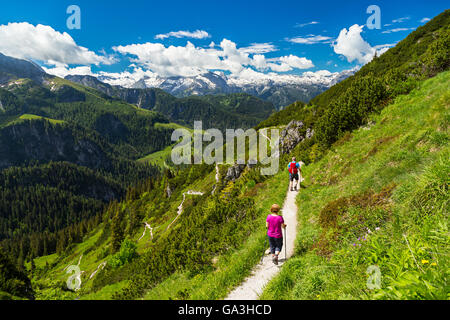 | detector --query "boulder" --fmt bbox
[166,184,172,198]
[225,164,246,182]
